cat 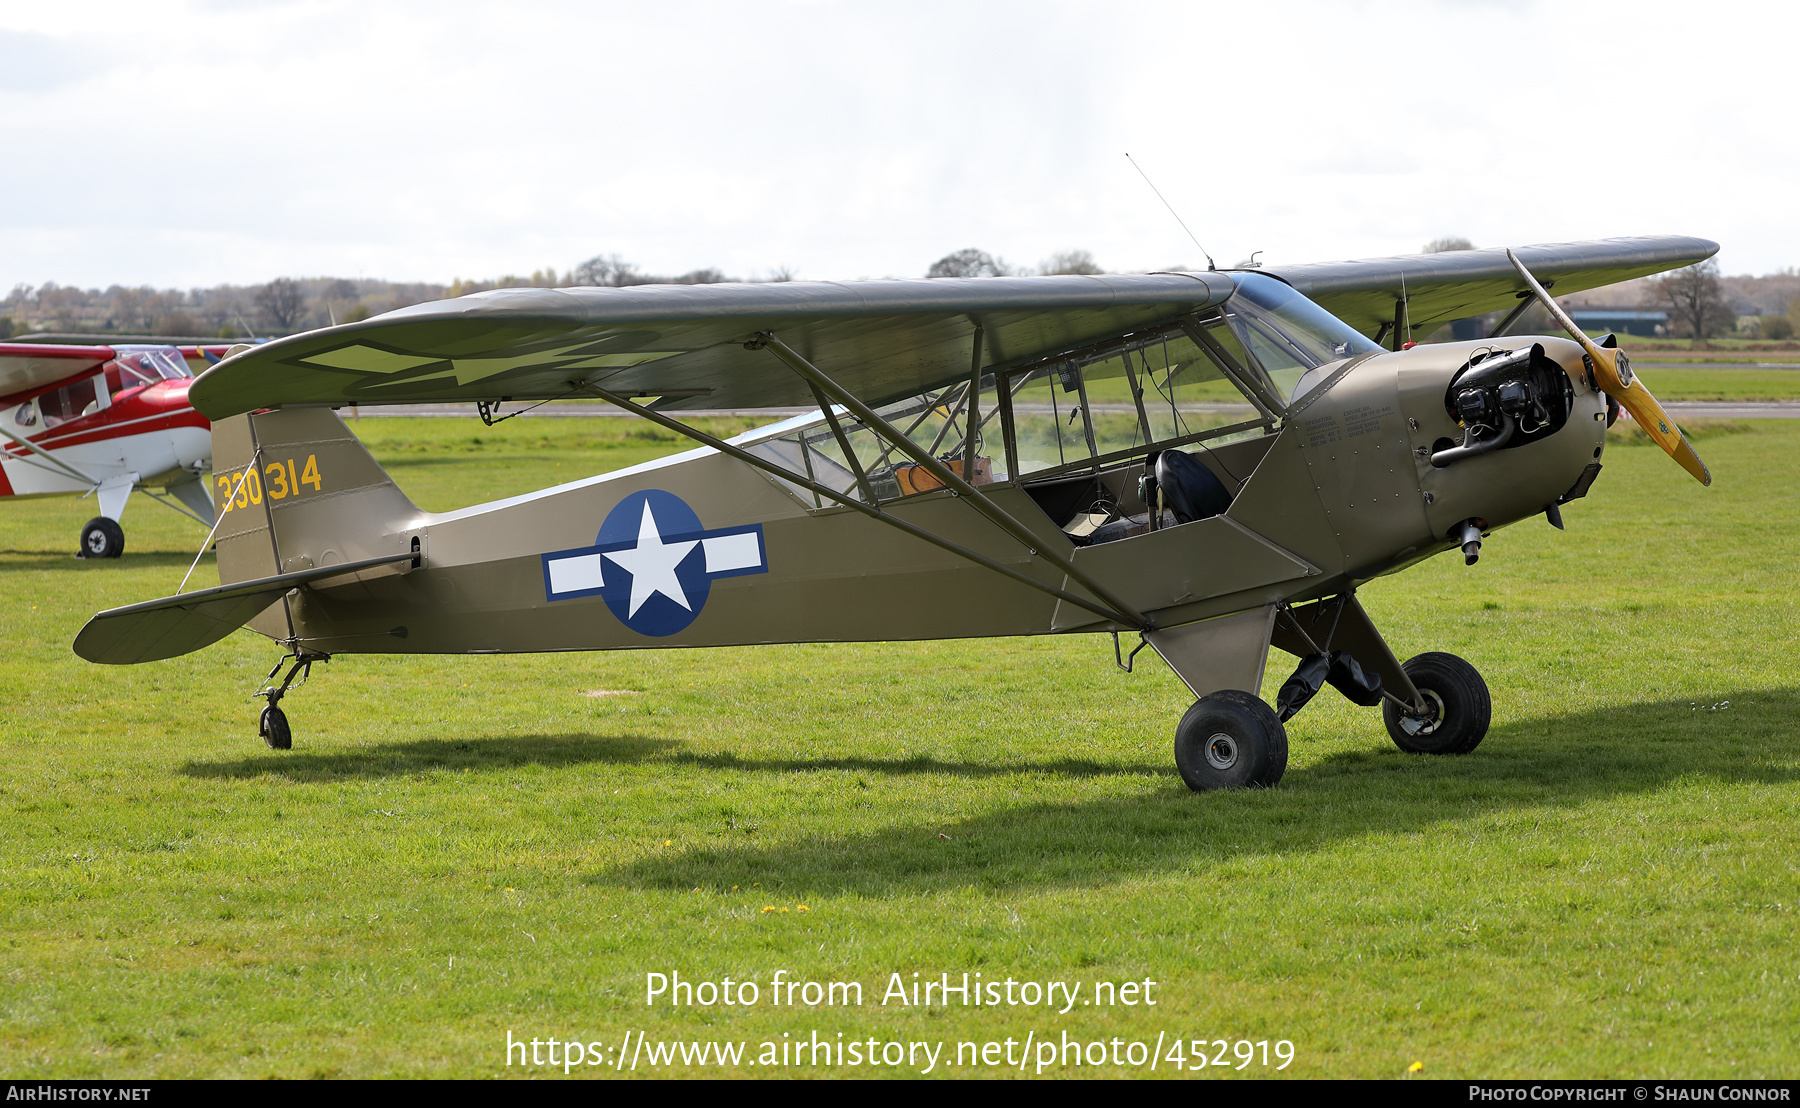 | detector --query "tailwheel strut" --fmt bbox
[255,650,328,750]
